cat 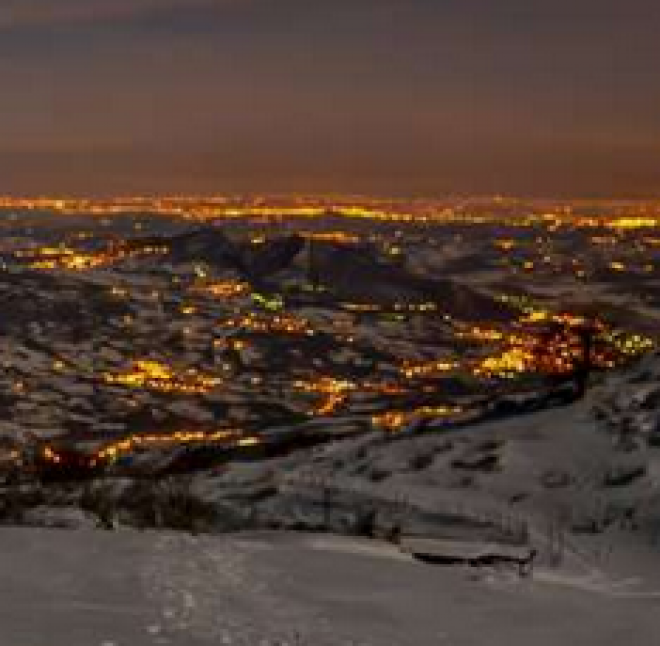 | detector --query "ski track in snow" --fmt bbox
[141,533,375,646]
